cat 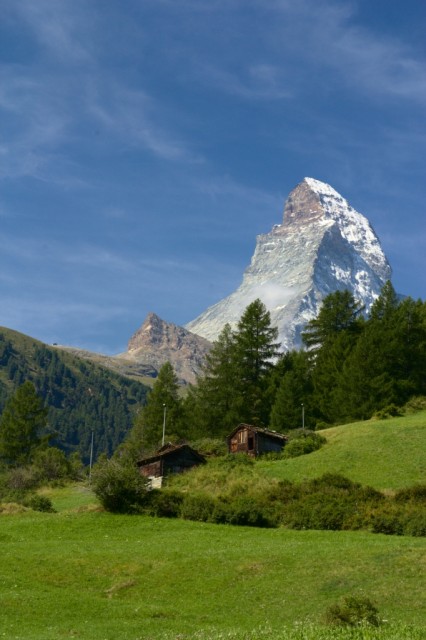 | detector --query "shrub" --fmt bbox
[142,489,184,518]
[212,496,276,528]
[180,493,217,522]
[282,493,354,531]
[373,404,402,419]
[402,508,426,537]
[23,493,55,513]
[394,484,426,504]
[282,430,326,458]
[368,504,405,536]
[324,595,381,627]
[91,459,147,513]
[403,395,426,413]
[4,465,41,491]
[32,447,71,481]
